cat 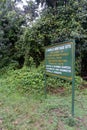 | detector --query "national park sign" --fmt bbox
[45,41,75,81]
